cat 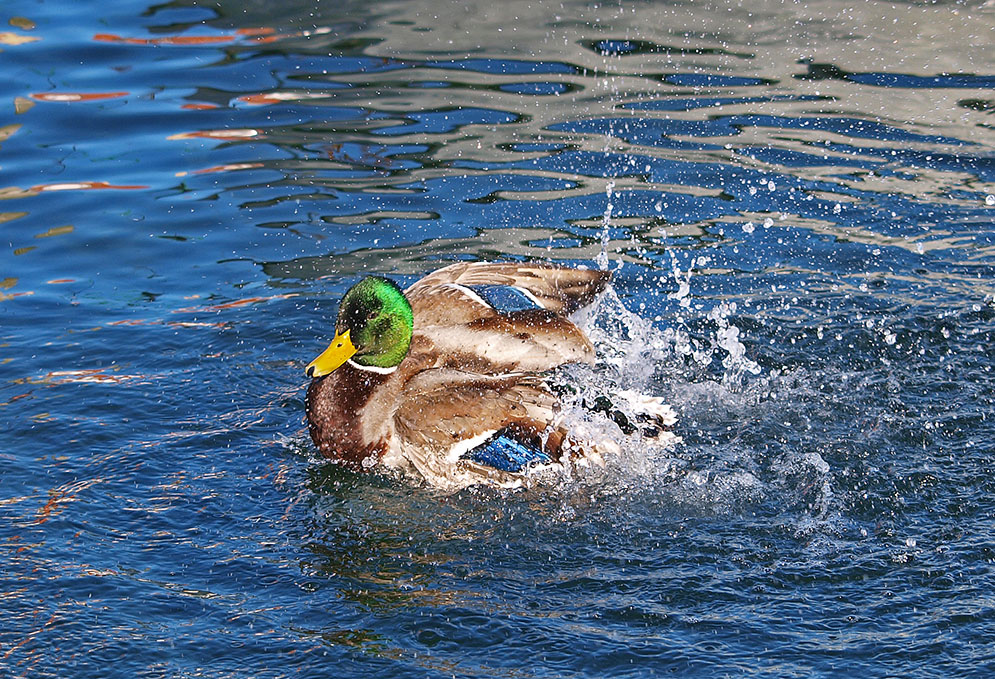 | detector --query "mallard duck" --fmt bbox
[304,261,674,490]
